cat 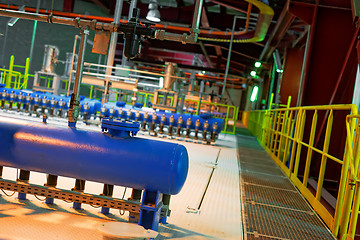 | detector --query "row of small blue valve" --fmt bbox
[0,85,224,133]
[0,85,101,114]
